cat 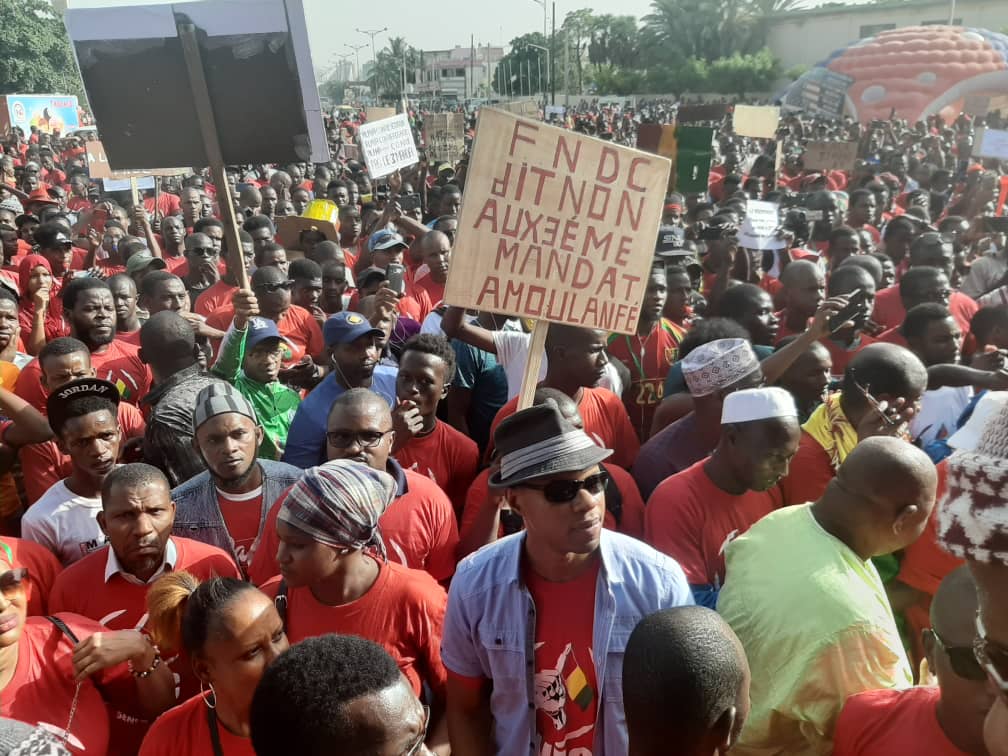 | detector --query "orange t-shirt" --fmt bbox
[261,559,447,698]
[488,386,641,469]
[139,692,255,756]
[14,339,152,411]
[217,487,264,573]
[394,421,479,518]
[248,468,460,586]
[459,464,645,558]
[526,559,600,752]
[19,401,146,504]
[645,459,781,587]
[3,536,62,616]
[834,686,968,756]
